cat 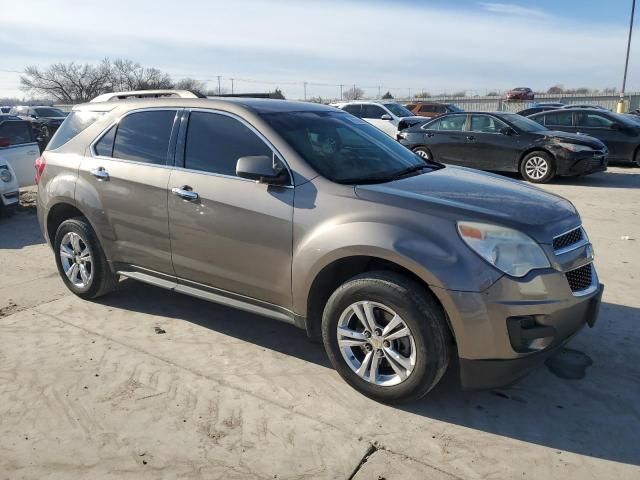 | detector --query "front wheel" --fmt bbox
[321,271,451,404]
[520,151,555,183]
[412,146,432,161]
